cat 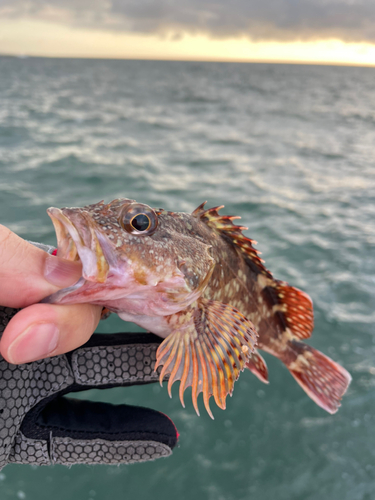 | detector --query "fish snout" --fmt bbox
[47,207,109,283]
